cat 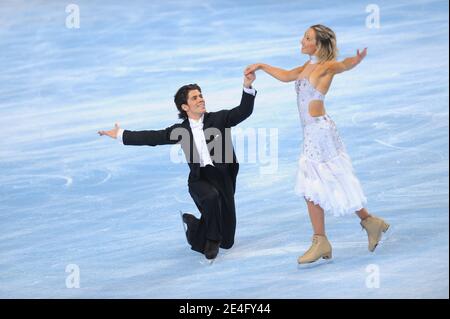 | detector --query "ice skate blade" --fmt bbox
[179,210,191,246]
[297,257,333,269]
[200,258,216,266]
[180,211,188,233]
[371,224,393,252]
